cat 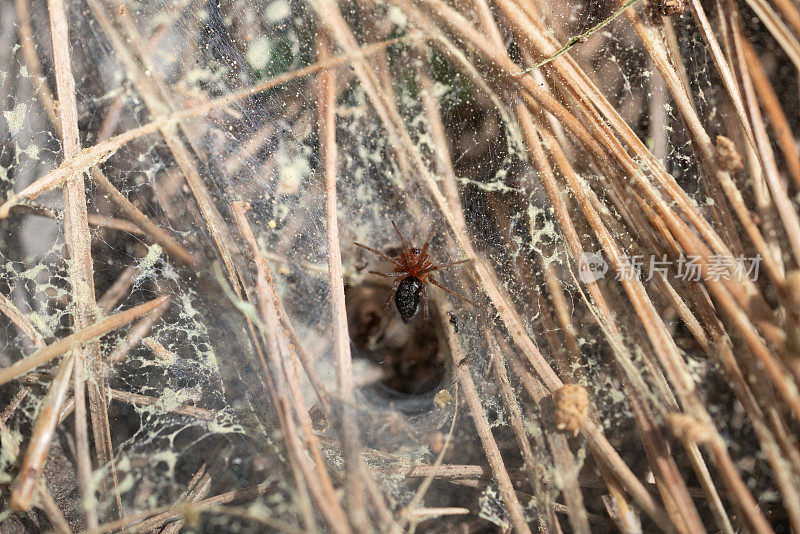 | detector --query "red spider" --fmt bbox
[355,220,477,322]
